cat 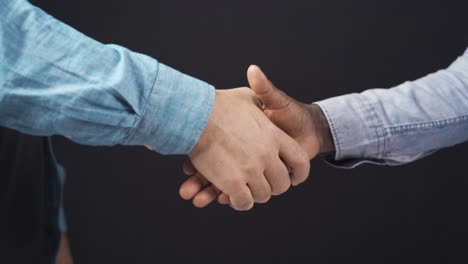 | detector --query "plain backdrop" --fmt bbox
[32,0,468,263]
